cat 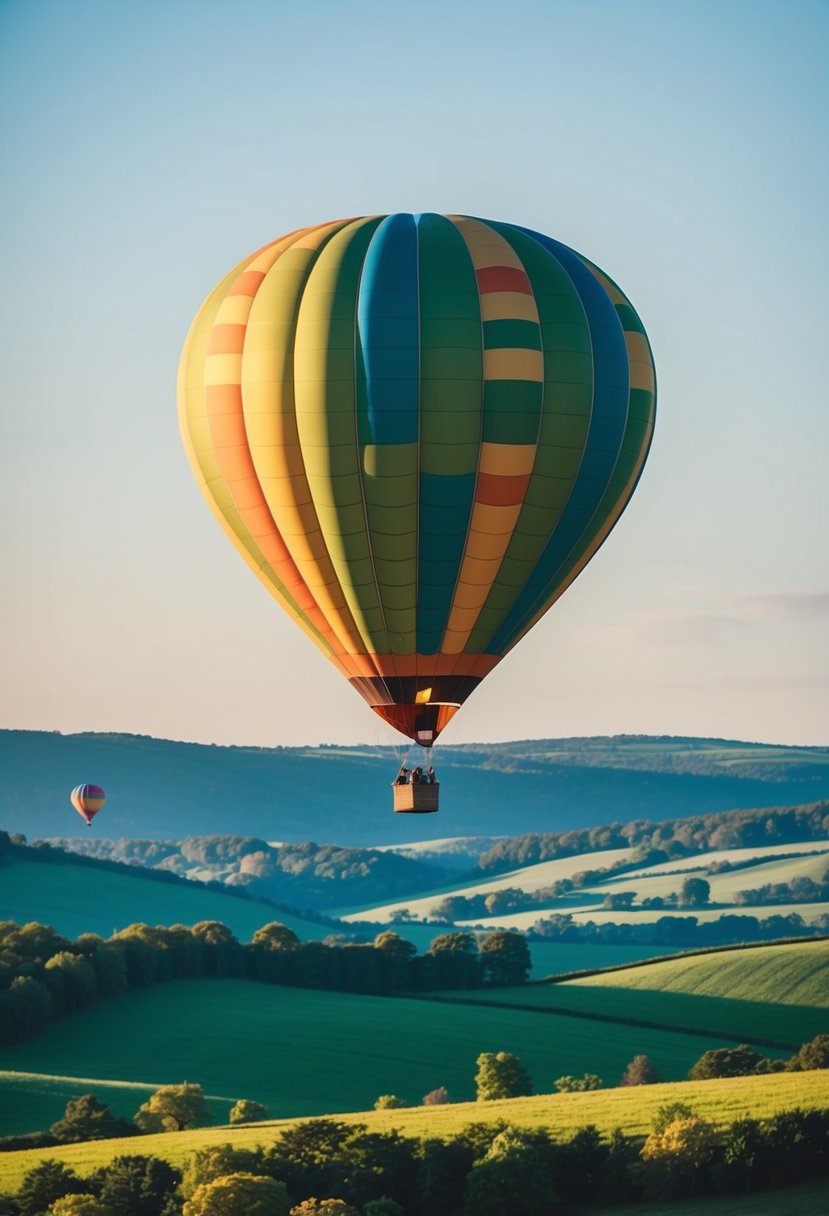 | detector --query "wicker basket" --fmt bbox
[392,782,440,814]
